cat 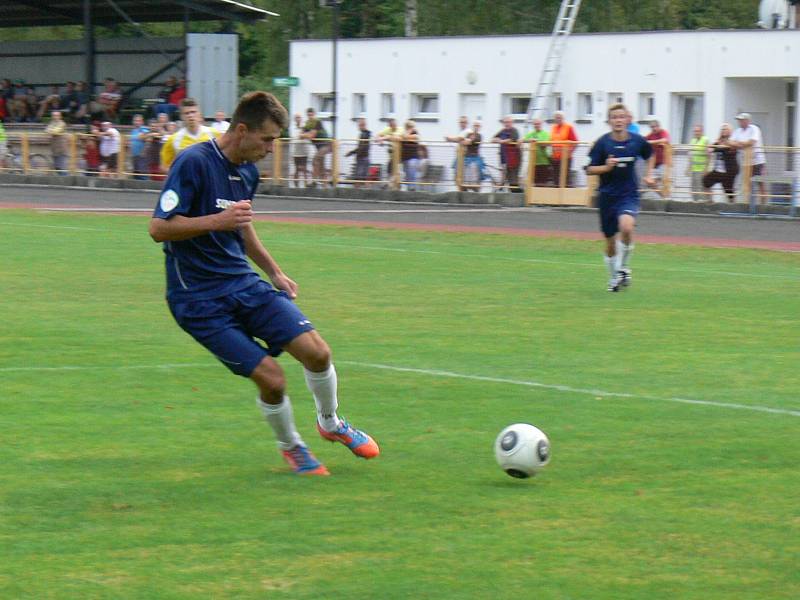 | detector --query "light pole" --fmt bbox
[321,0,342,138]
